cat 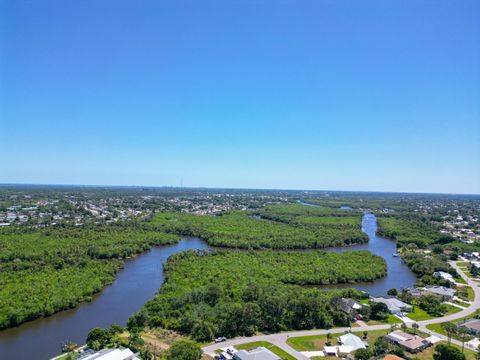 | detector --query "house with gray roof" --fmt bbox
[370,296,412,314]
[456,318,480,335]
[337,298,363,316]
[423,285,455,299]
[233,347,280,360]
